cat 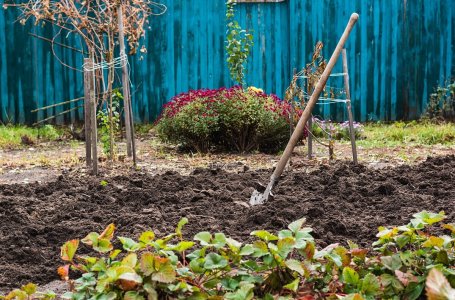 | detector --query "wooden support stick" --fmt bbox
[84,58,92,167]
[290,68,296,137]
[31,89,122,113]
[107,31,115,161]
[28,33,88,55]
[33,105,83,126]
[89,55,98,175]
[118,5,133,157]
[307,116,313,159]
[128,91,137,165]
[31,97,83,112]
[342,49,358,165]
